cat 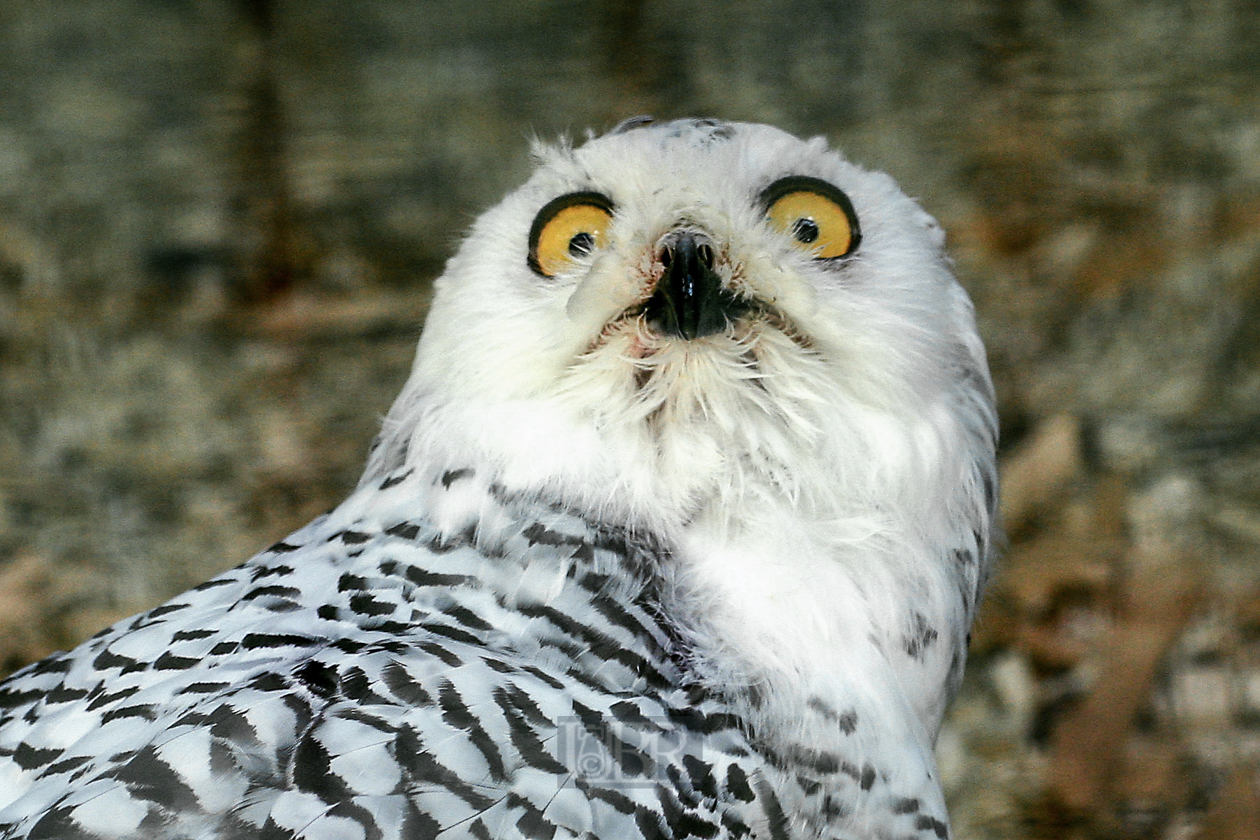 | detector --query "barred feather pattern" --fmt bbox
[0,466,952,839]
